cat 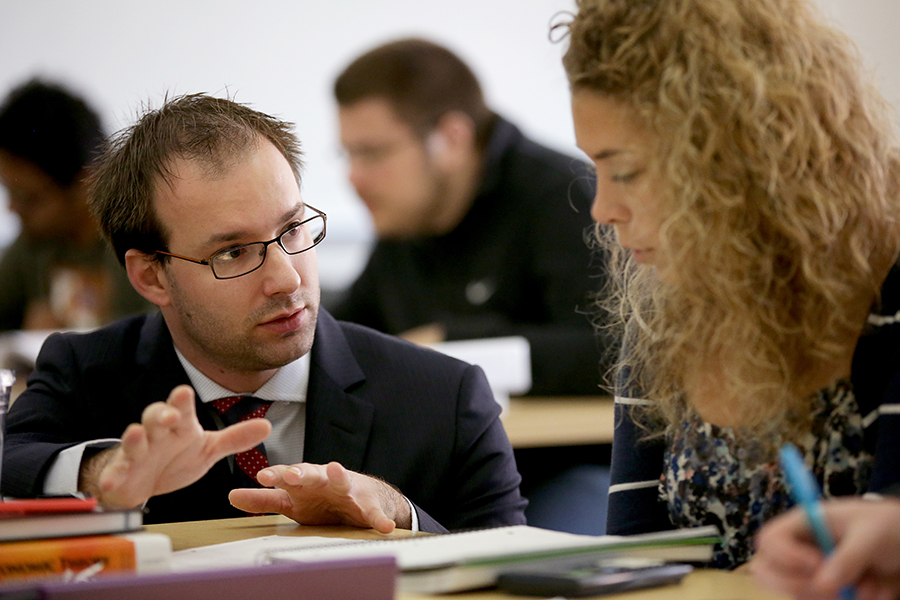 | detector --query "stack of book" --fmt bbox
[0,497,171,585]
[0,499,398,600]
